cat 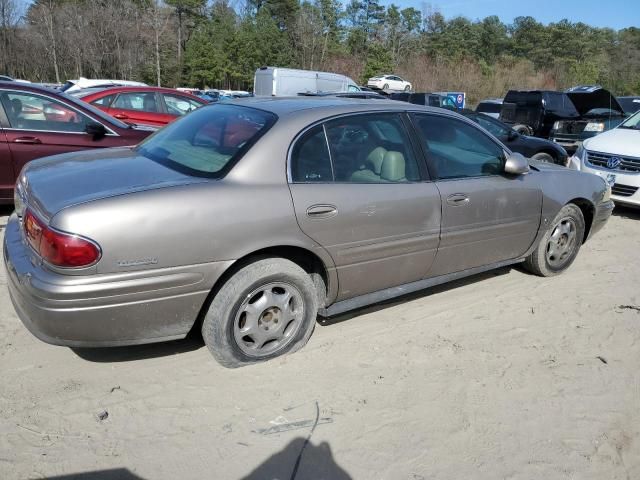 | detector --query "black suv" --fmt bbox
[498,89,579,138]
